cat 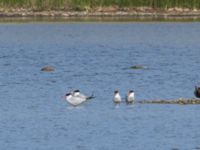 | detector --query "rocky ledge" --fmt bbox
[138,98,200,105]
